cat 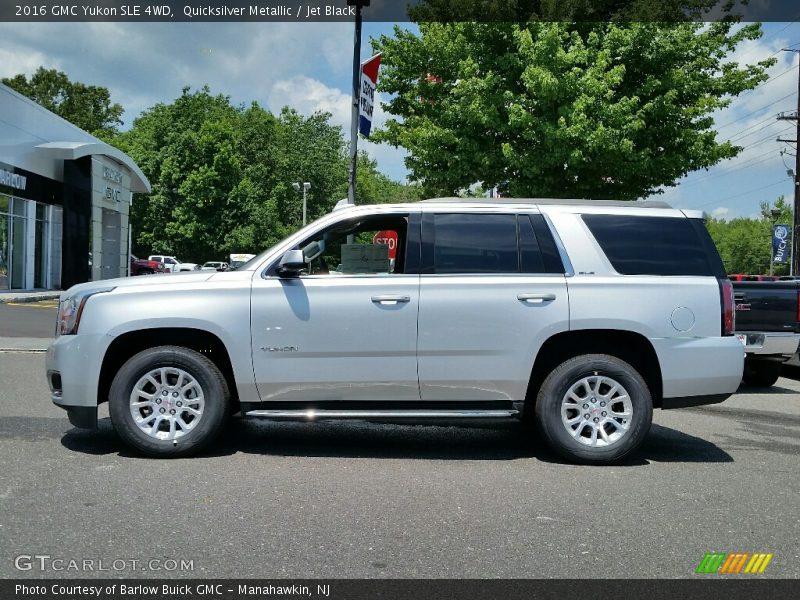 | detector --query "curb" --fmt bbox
[0,348,47,353]
[0,337,51,352]
[0,293,61,304]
